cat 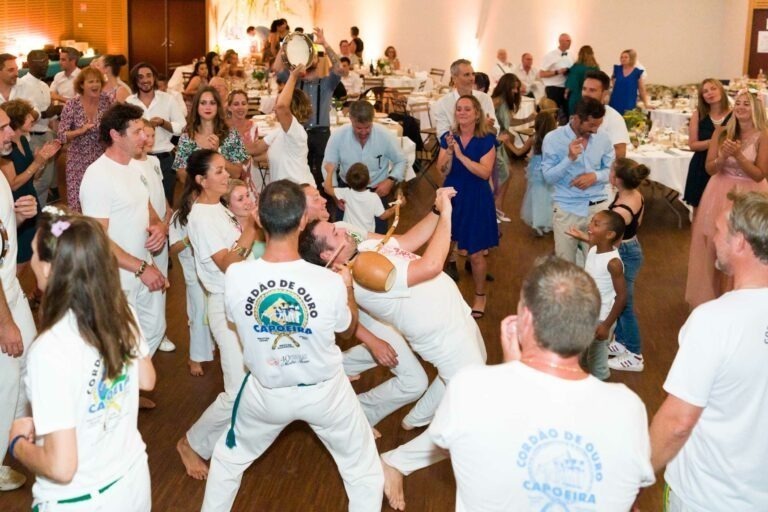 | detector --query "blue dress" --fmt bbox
[440,132,499,254]
[521,153,553,232]
[7,137,41,263]
[609,65,643,114]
